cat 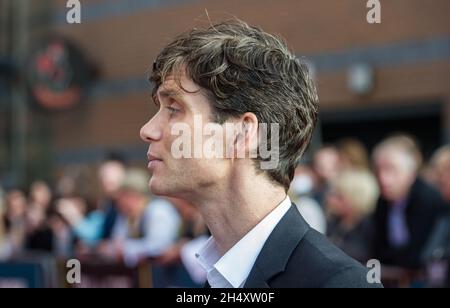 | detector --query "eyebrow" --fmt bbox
[158,89,183,99]
[152,88,184,106]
